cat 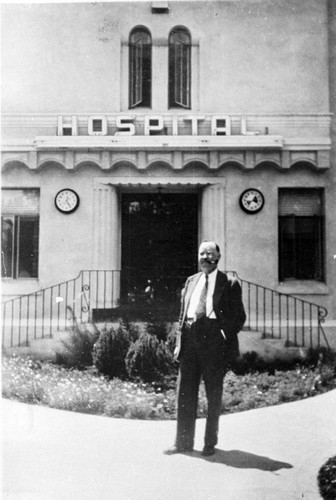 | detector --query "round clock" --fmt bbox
[239,189,264,214]
[55,189,80,214]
